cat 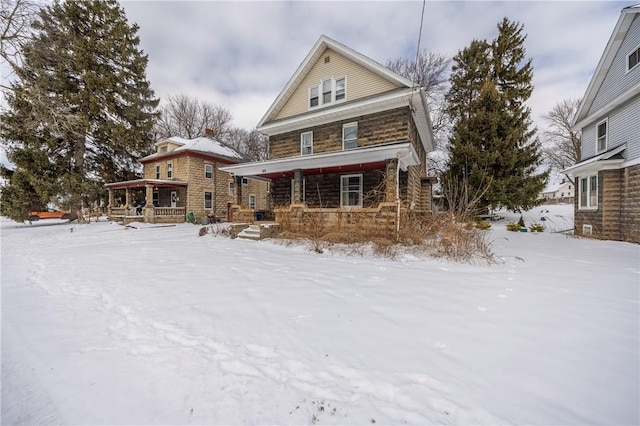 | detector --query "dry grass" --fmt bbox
[273,209,495,263]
